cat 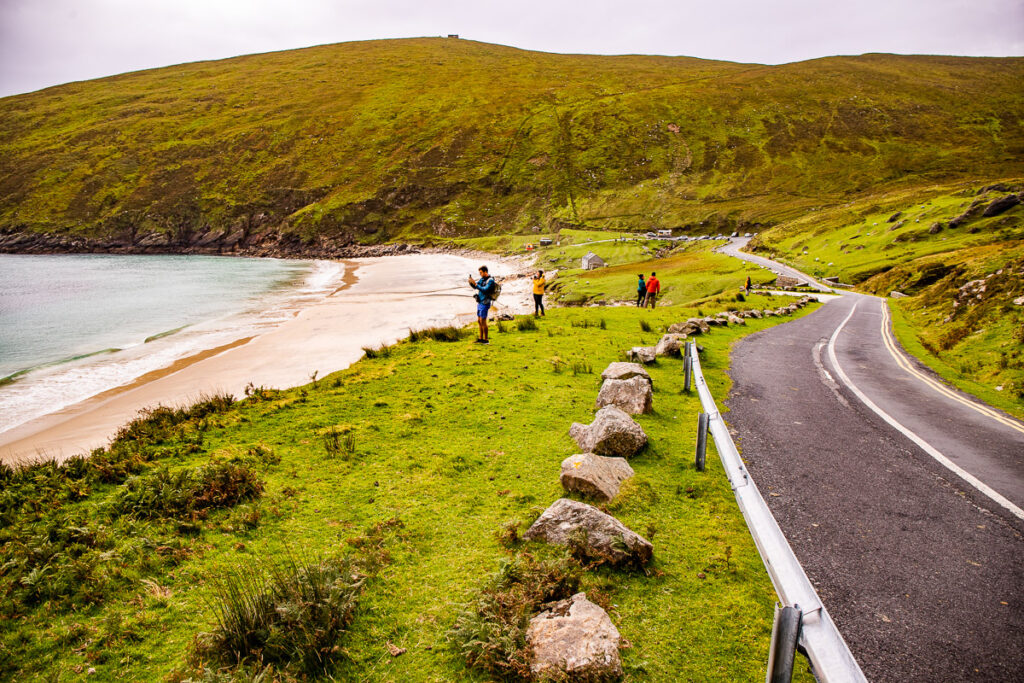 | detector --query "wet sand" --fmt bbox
[0,252,531,465]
